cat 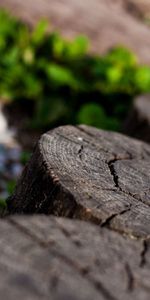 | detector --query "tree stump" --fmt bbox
[8,125,150,239]
[123,95,150,144]
[0,215,150,300]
